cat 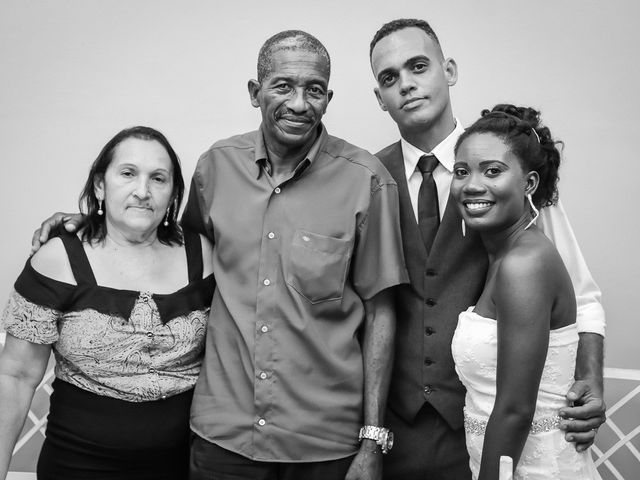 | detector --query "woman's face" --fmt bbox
[96,137,174,238]
[451,133,531,233]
